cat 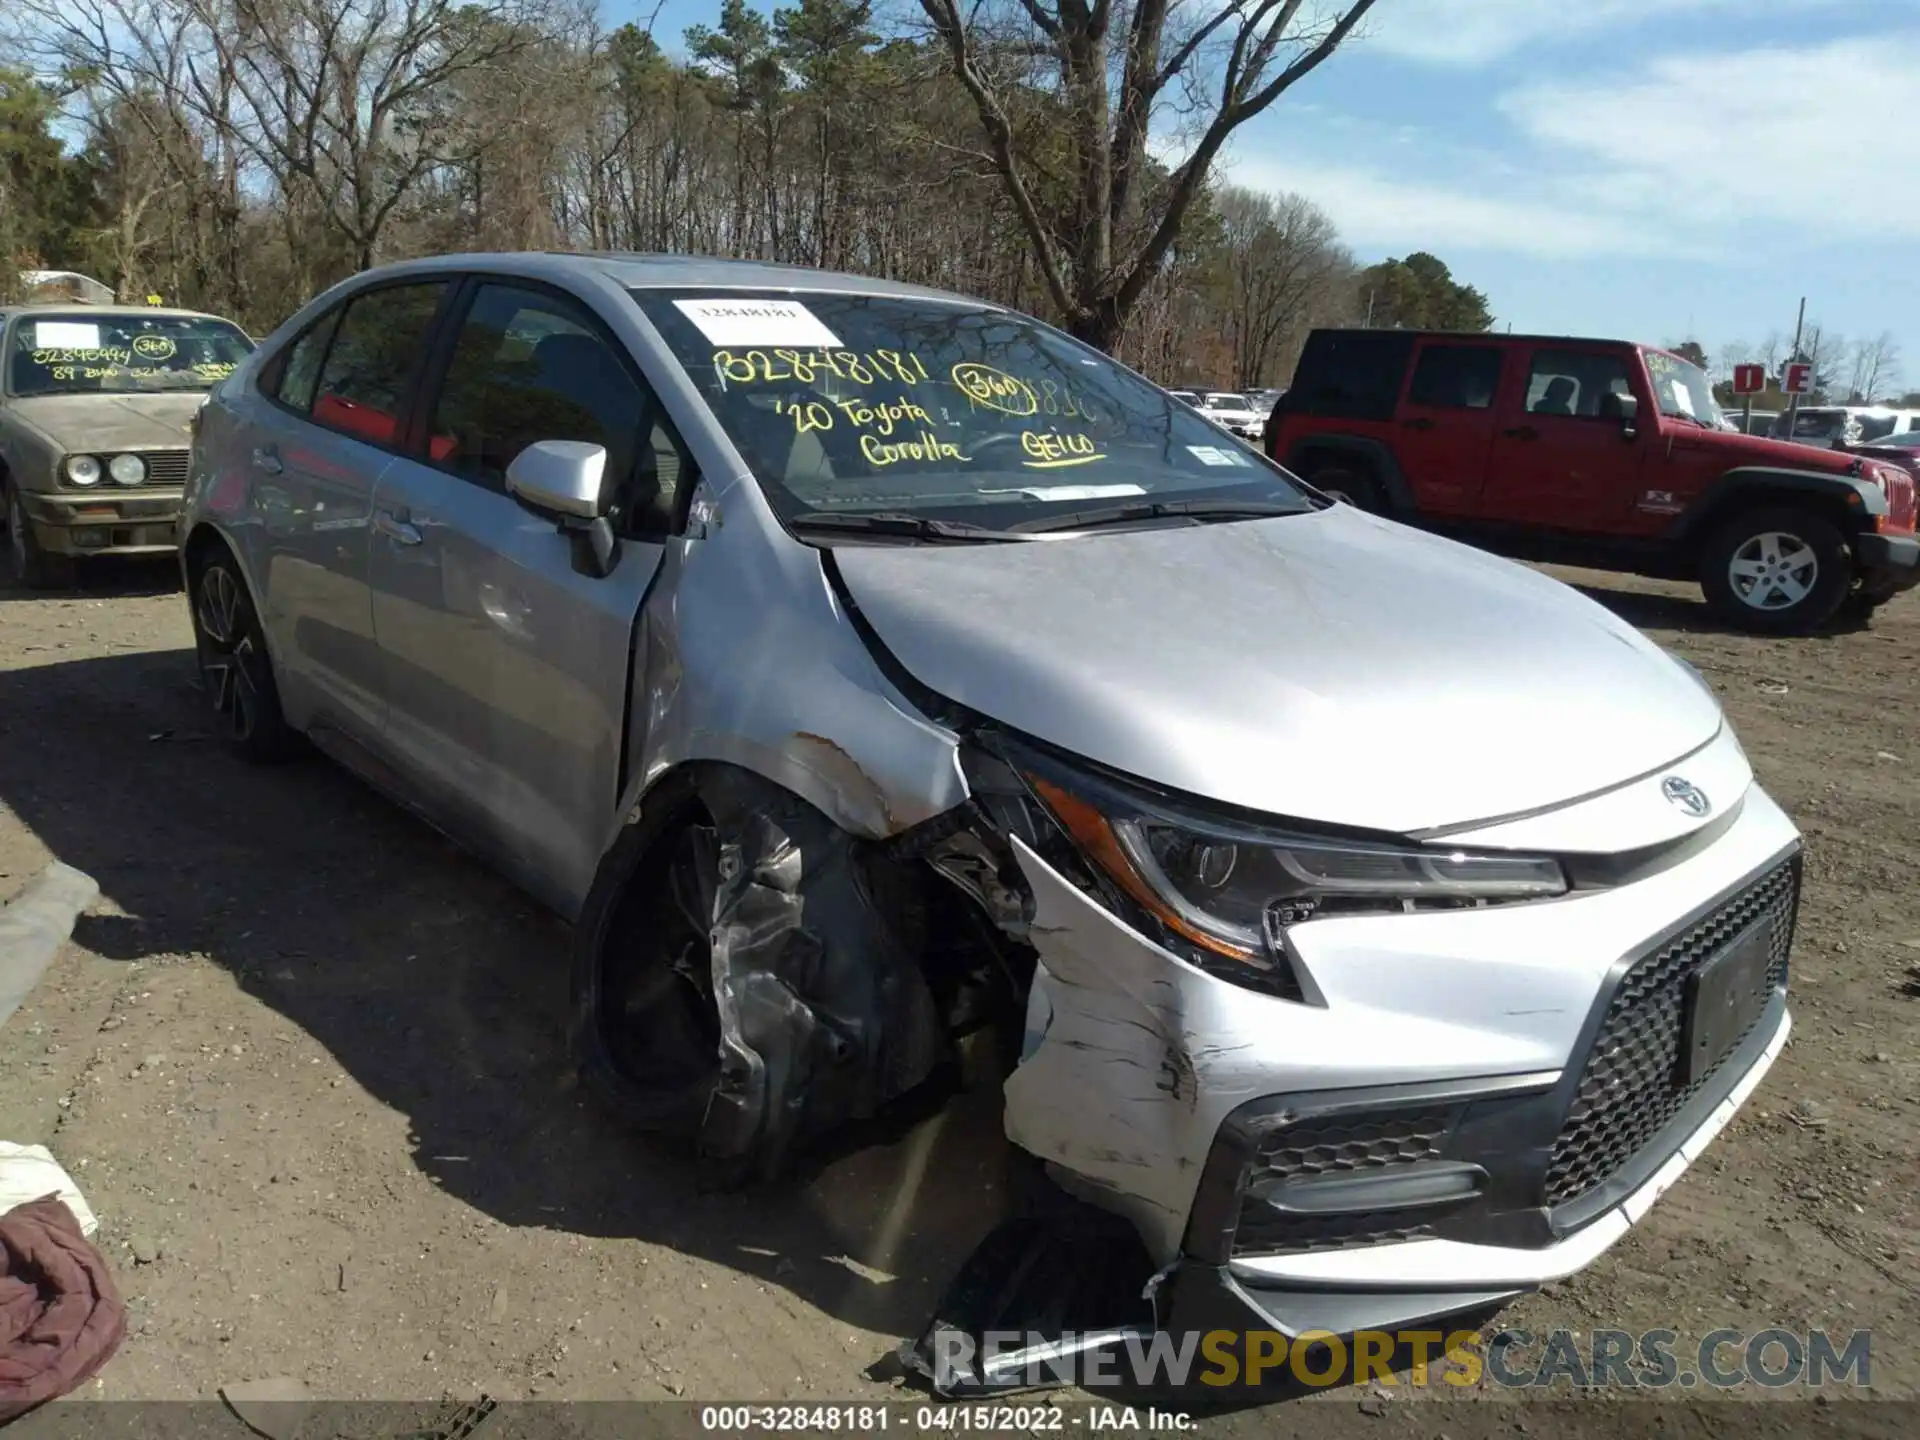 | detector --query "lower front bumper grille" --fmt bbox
[1544,858,1797,1208]
[1231,1110,1451,1256]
